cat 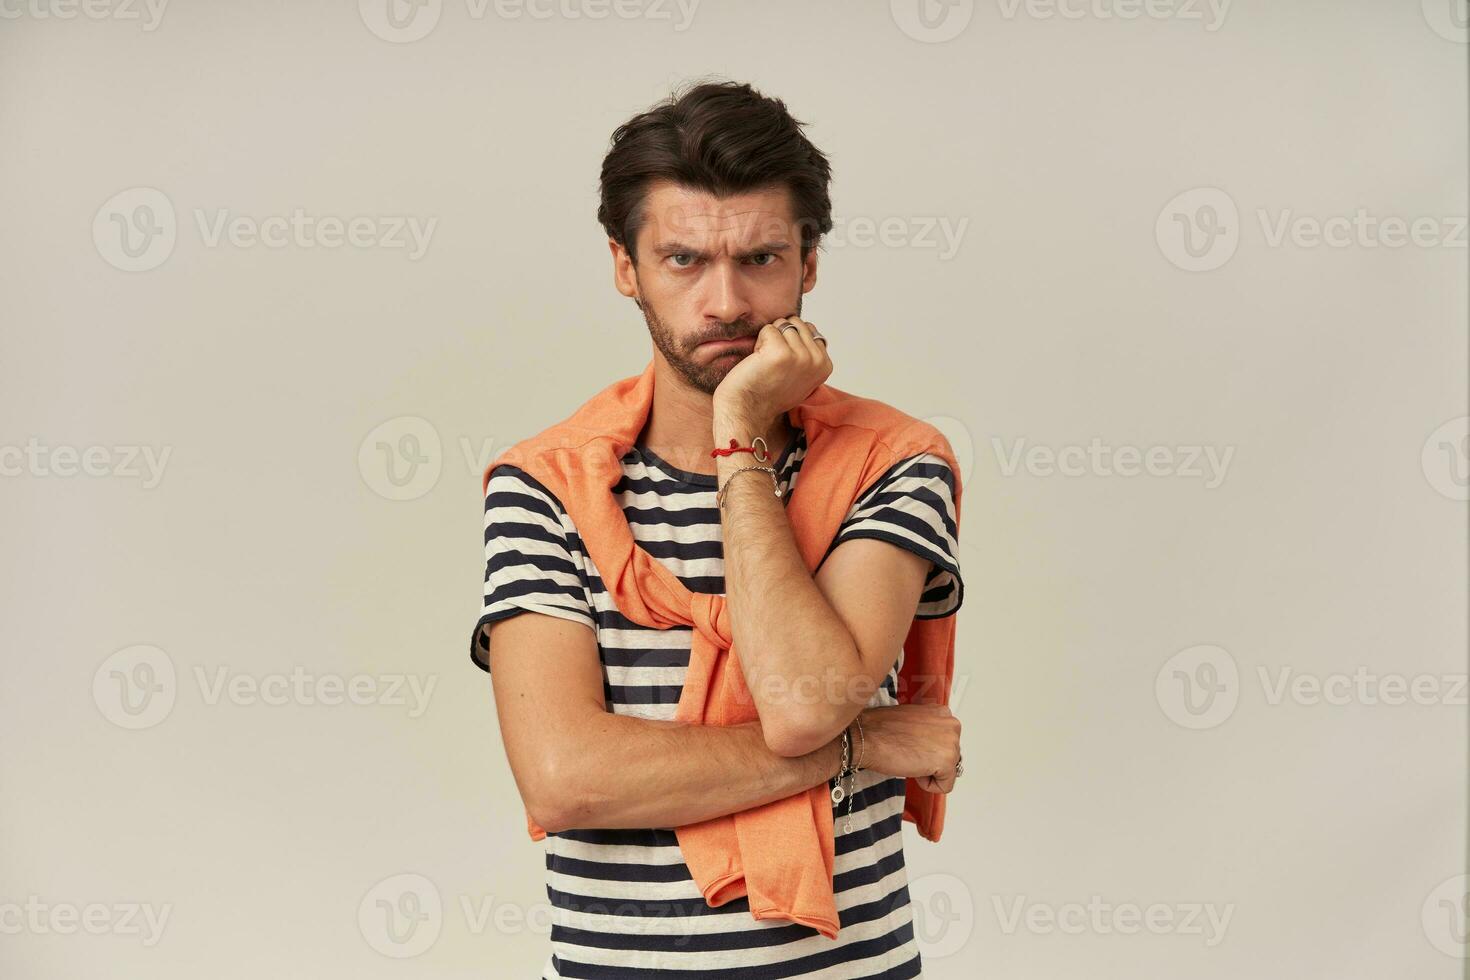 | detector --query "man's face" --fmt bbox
[611,180,818,395]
